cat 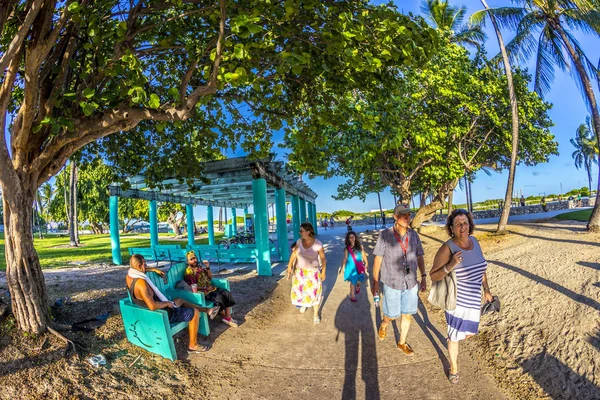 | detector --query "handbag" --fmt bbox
[428,270,457,311]
[427,245,457,310]
[348,246,365,275]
